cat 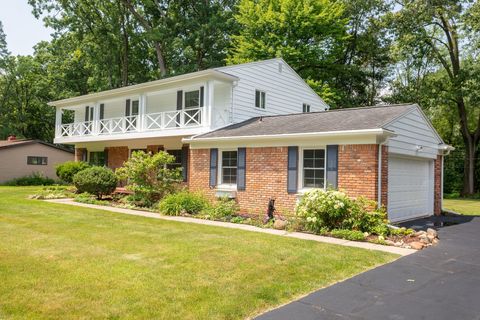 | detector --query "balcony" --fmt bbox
[56,108,205,142]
